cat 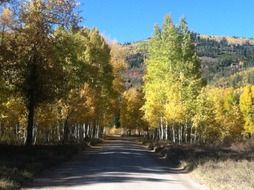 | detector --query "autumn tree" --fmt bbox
[191,86,245,144]
[53,27,115,142]
[143,16,202,142]
[0,96,26,143]
[109,42,127,128]
[192,87,218,143]
[240,85,254,136]
[121,87,146,135]
[0,0,78,145]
